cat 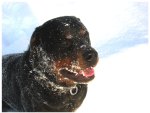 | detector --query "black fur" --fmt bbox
[2,16,98,112]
